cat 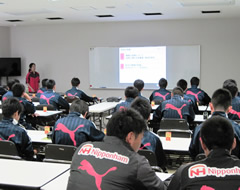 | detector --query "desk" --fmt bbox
[27,130,52,144]
[0,159,70,190]
[160,136,191,153]
[89,102,119,131]
[35,110,62,117]
[42,169,172,189]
